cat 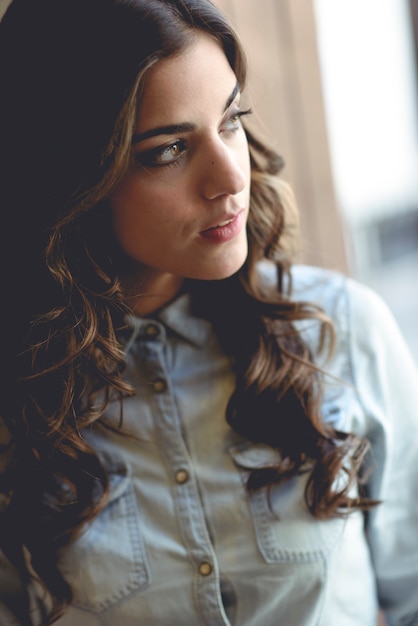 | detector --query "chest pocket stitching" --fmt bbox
[60,468,151,613]
[229,442,347,564]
